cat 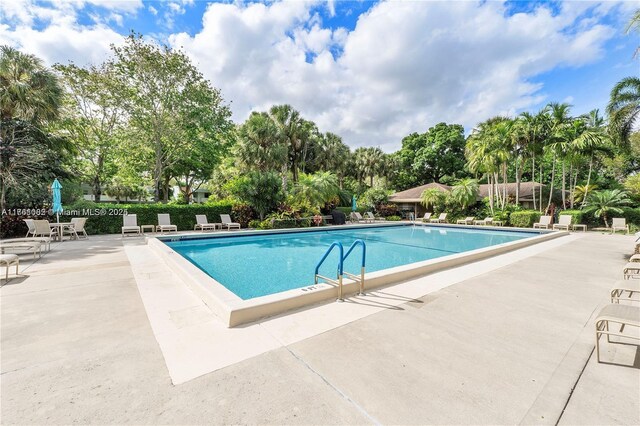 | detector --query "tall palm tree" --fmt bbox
[515,110,549,209]
[354,147,384,187]
[607,77,640,146]
[316,132,350,187]
[268,104,313,188]
[237,112,287,172]
[572,109,611,207]
[544,102,573,211]
[0,45,62,122]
